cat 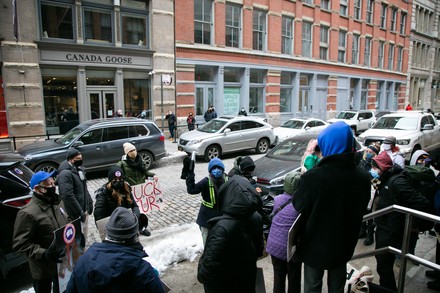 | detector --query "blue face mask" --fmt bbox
[369,169,380,179]
[211,168,223,179]
[365,152,374,162]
